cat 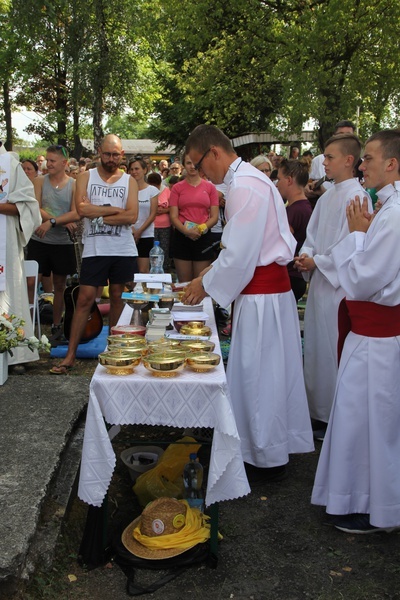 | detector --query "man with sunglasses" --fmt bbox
[183,125,313,482]
[50,134,138,374]
[27,144,79,344]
